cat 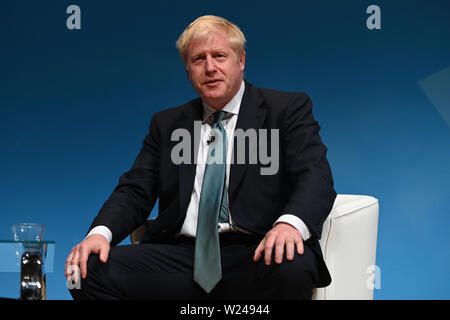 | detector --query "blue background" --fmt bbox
[1,0,449,300]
